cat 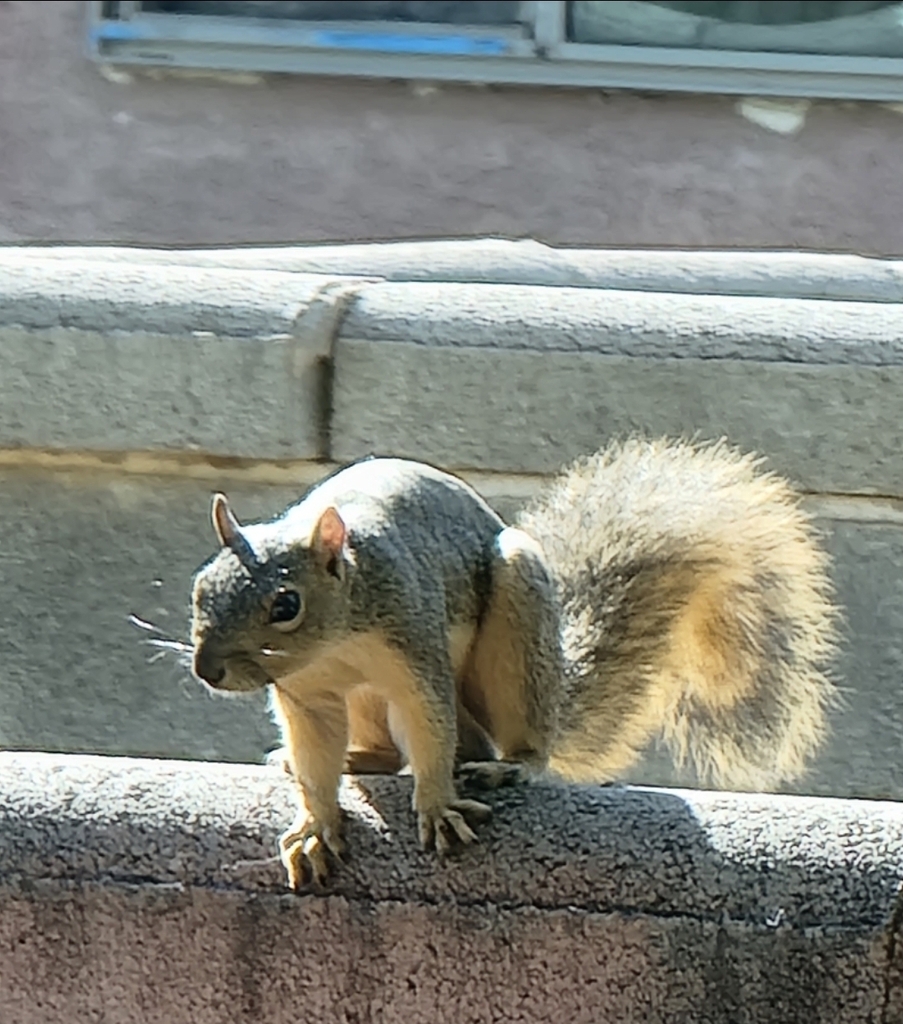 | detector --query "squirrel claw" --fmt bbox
[417,799,492,855]
[279,815,345,889]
